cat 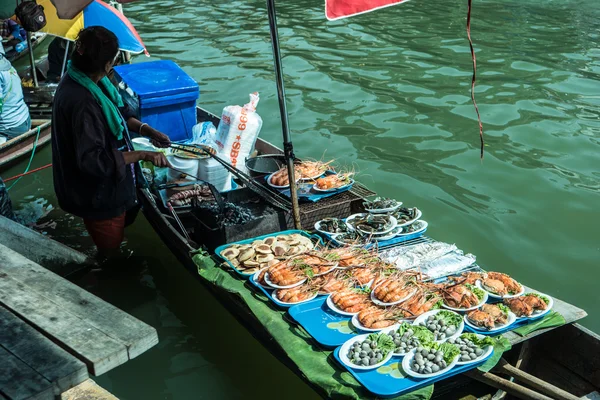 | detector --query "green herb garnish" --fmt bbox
[497,303,510,315]
[460,333,495,348]
[436,310,463,327]
[466,283,485,301]
[525,293,550,304]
